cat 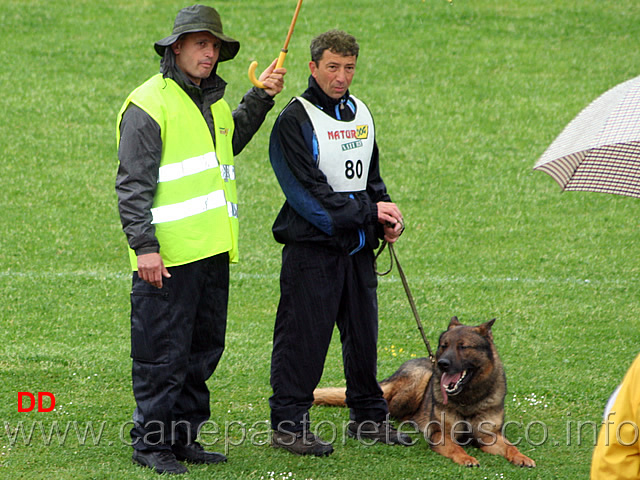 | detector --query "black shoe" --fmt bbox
[172,441,227,464]
[132,449,188,475]
[272,430,334,456]
[347,420,413,446]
